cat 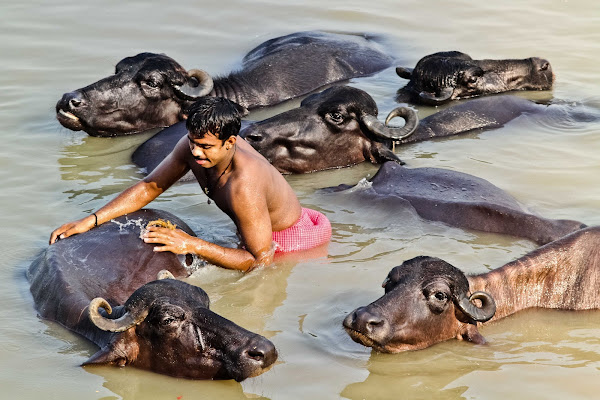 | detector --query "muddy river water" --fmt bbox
[1,1,600,399]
